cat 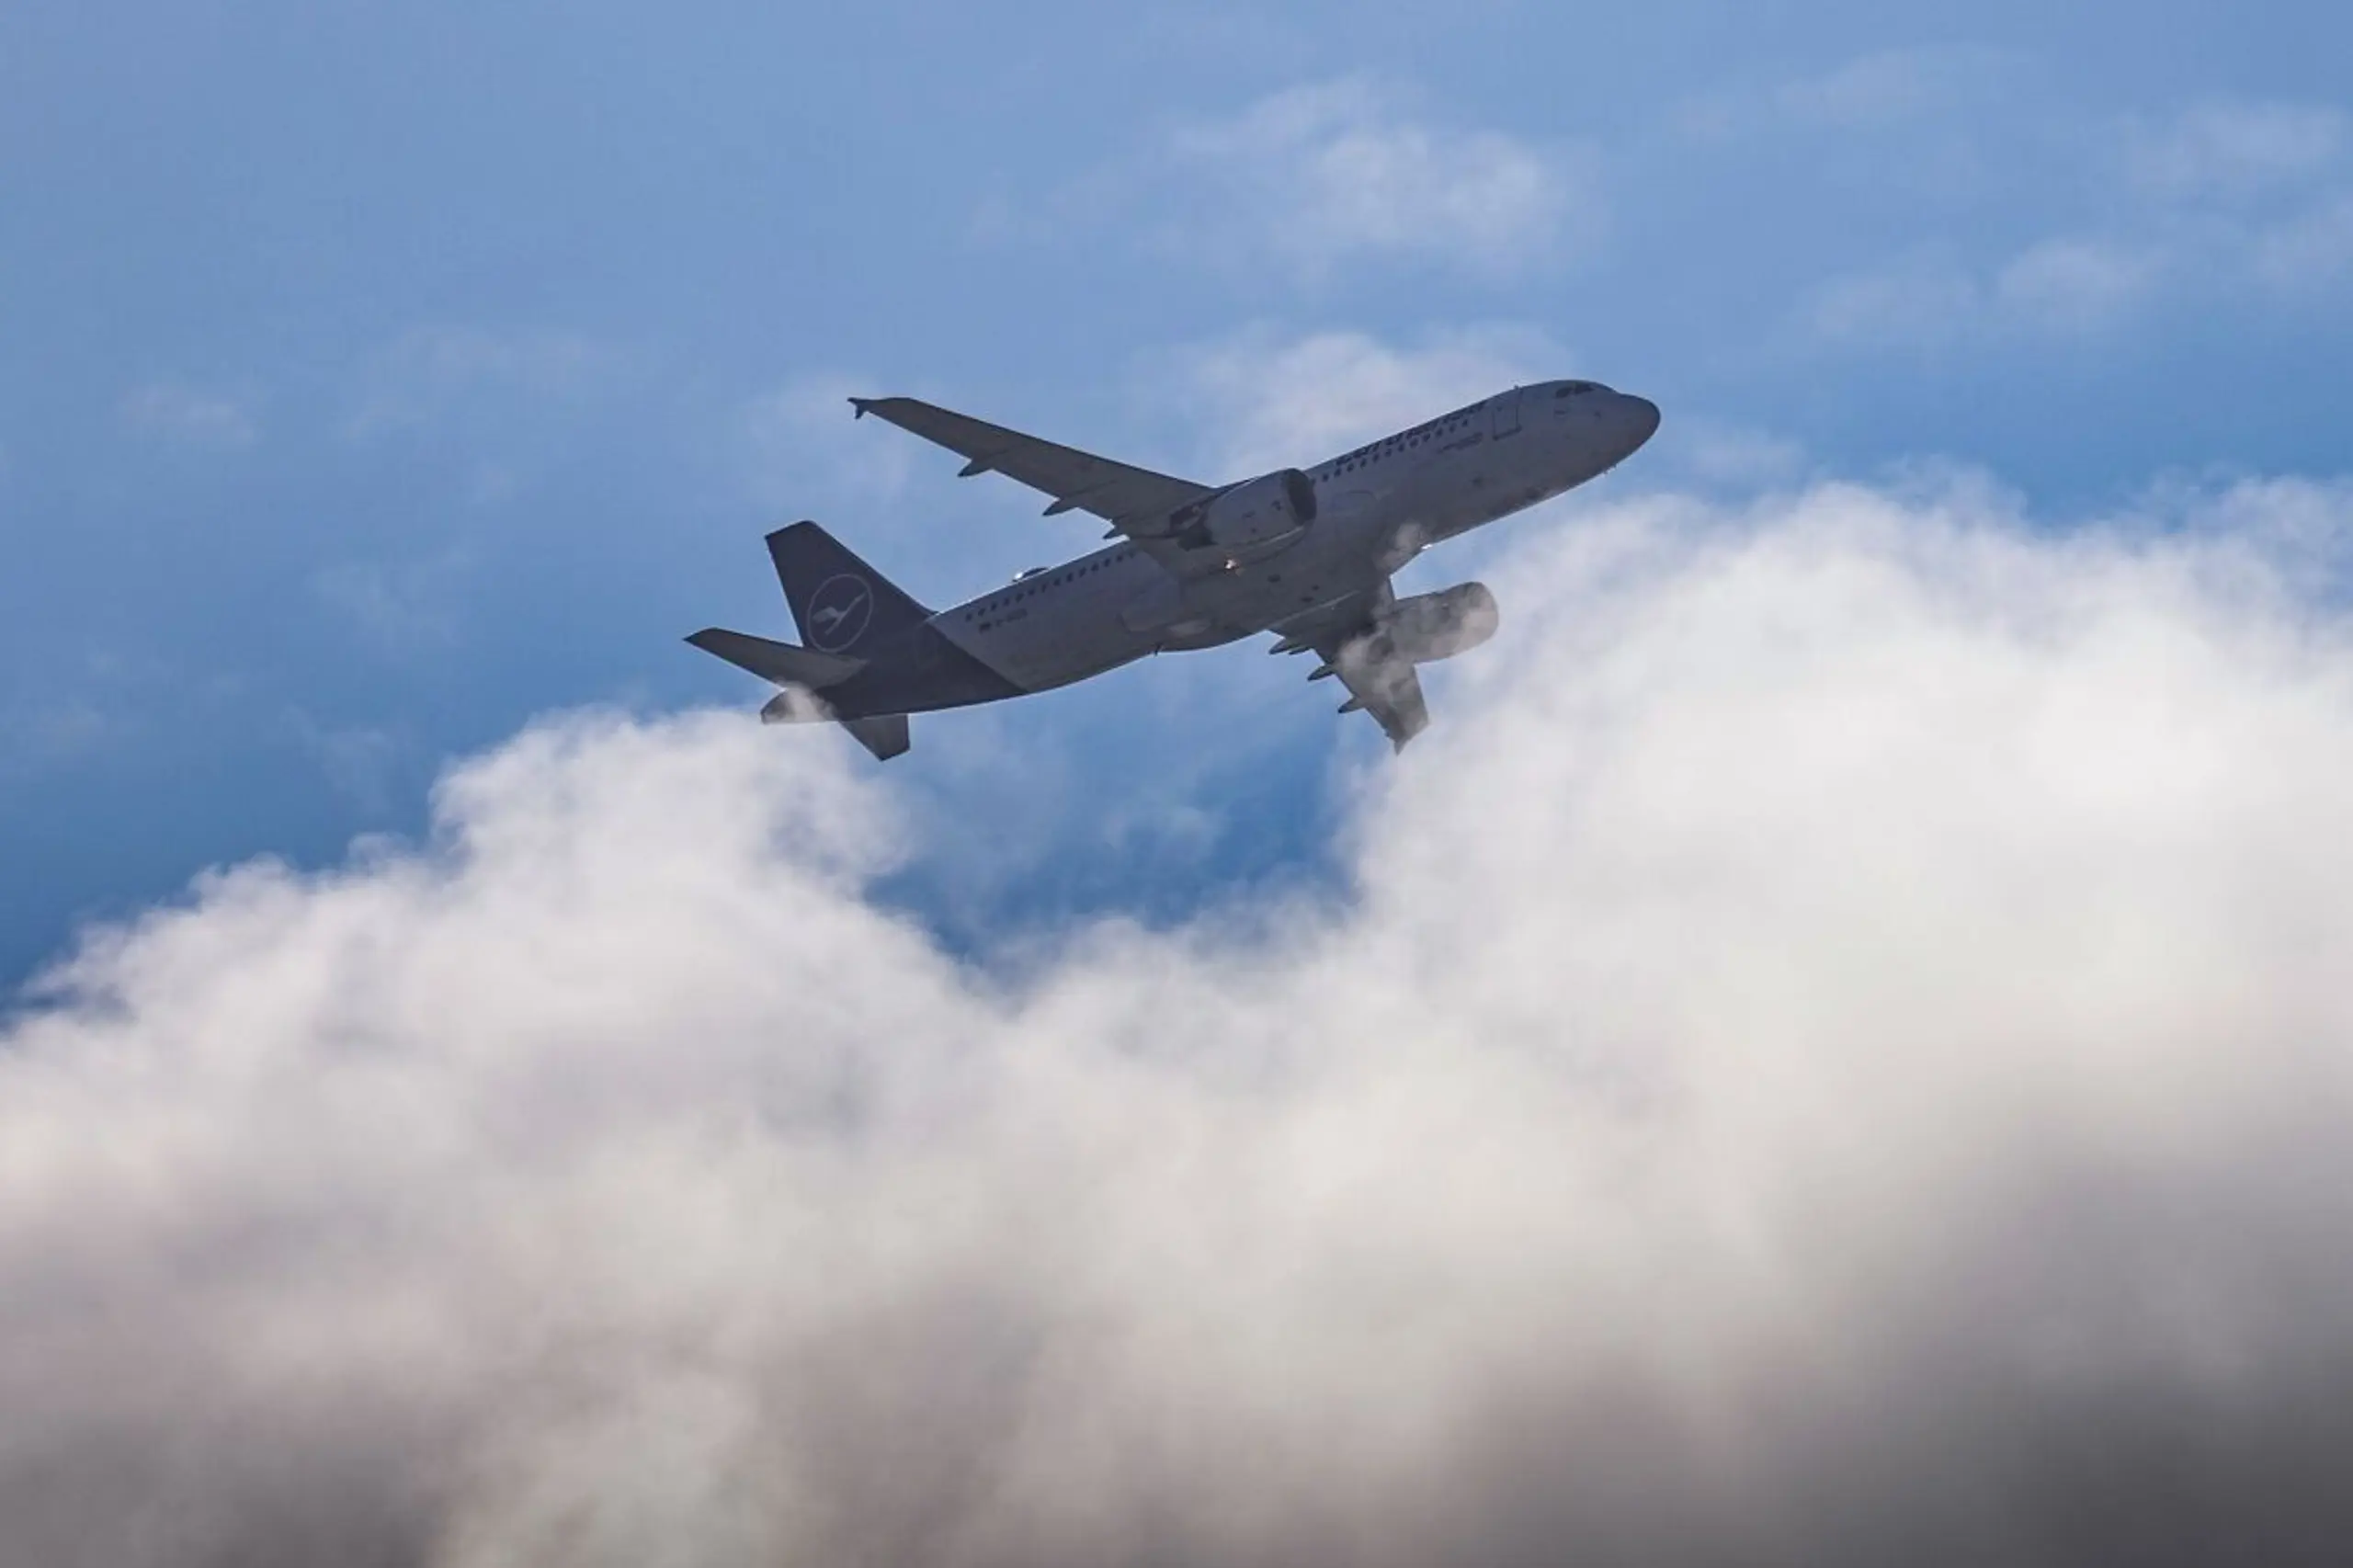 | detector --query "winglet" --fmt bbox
[848,397,875,419]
